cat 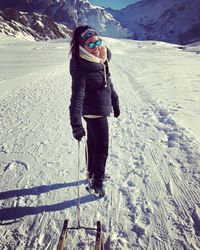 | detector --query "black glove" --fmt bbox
[72,125,85,141]
[113,106,120,118]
